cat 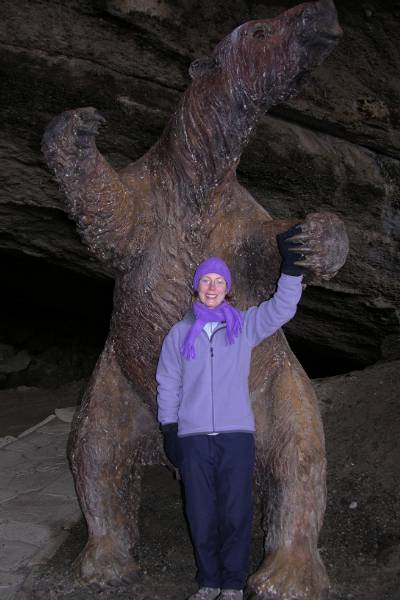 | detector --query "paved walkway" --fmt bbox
[0,408,82,600]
